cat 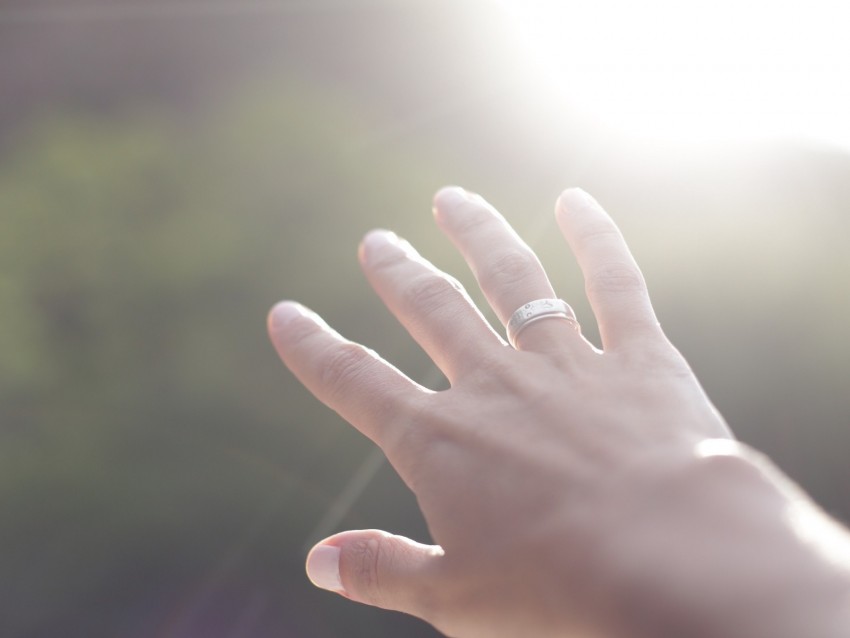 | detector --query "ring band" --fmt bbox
[506,298,579,348]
